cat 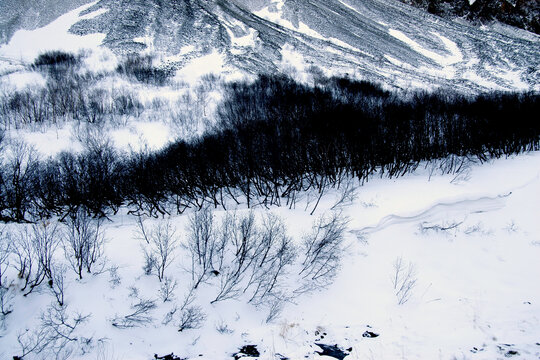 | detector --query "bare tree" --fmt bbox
[0,227,10,288]
[211,212,260,303]
[32,221,60,281]
[245,213,296,304]
[1,140,39,222]
[50,264,67,306]
[12,221,60,295]
[138,219,178,282]
[297,212,348,293]
[0,228,13,322]
[391,256,417,305]
[187,207,216,288]
[62,209,106,279]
